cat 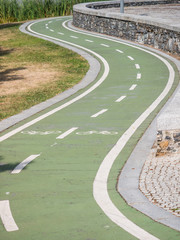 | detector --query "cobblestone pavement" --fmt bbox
[139,146,180,217]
